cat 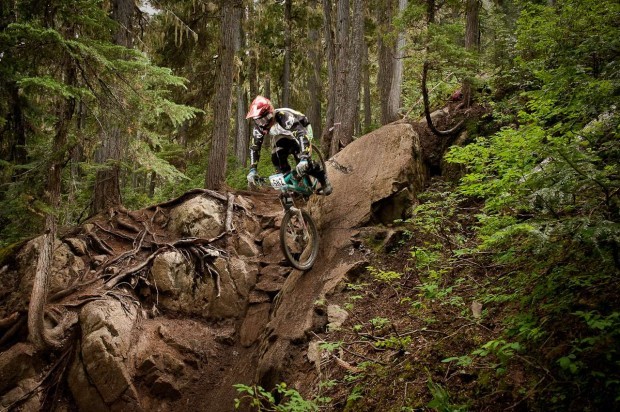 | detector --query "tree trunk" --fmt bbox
[28,63,76,350]
[92,0,135,214]
[67,102,85,223]
[333,0,350,130]
[235,86,249,166]
[377,0,395,125]
[462,0,481,108]
[112,0,134,48]
[386,0,407,122]
[148,171,156,198]
[307,0,323,144]
[177,120,189,172]
[205,0,242,189]
[363,38,372,132]
[248,3,259,99]
[321,0,337,156]
[427,0,435,23]
[282,0,292,107]
[330,0,350,156]
[92,128,123,214]
[234,11,249,167]
[331,0,364,156]
[265,76,271,99]
[8,83,27,165]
